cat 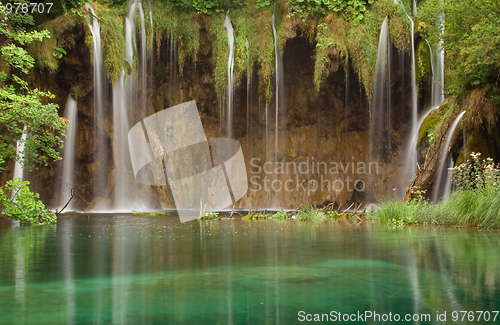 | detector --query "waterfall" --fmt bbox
[85,3,108,201]
[125,0,147,114]
[429,43,445,109]
[246,38,251,157]
[432,111,466,202]
[406,107,437,171]
[224,13,235,139]
[400,10,419,195]
[408,16,418,177]
[169,31,178,105]
[12,127,27,202]
[272,13,283,162]
[370,17,390,162]
[58,95,78,210]
[112,74,135,211]
[138,2,147,113]
[110,0,150,211]
[13,126,27,186]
